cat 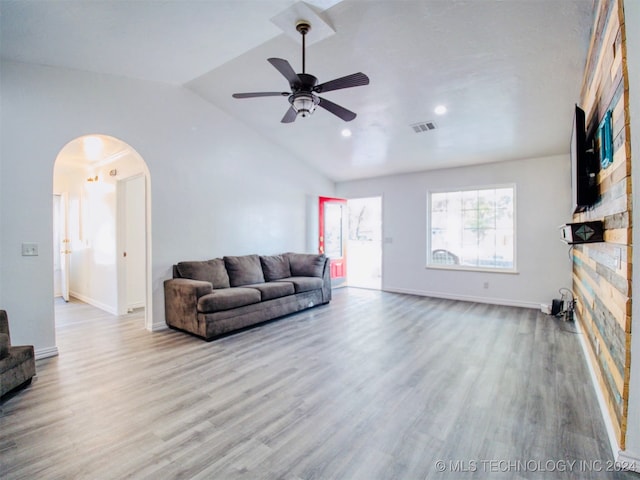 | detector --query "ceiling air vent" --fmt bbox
[411,121,437,133]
